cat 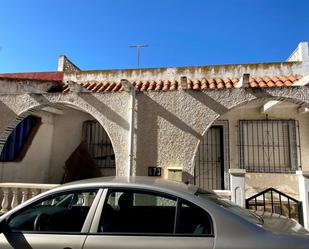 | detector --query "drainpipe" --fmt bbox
[121,79,135,176]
